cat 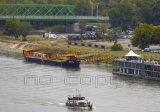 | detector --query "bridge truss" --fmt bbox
[0,4,109,21]
[0,4,76,16]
